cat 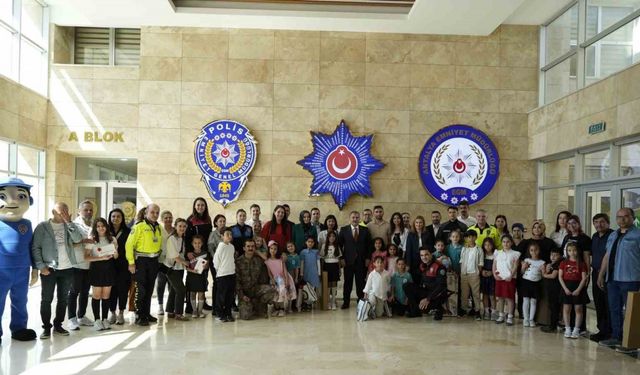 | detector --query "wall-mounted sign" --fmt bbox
[588,121,606,135]
[68,131,124,142]
[418,124,499,206]
[194,119,257,207]
[298,120,384,209]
